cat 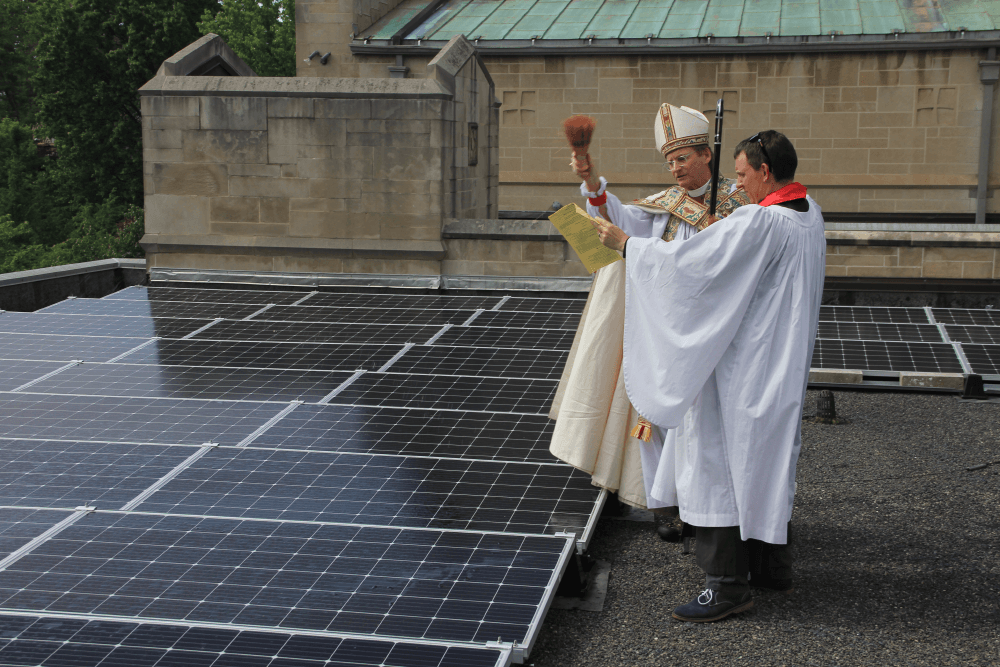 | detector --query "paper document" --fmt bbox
[549,204,624,273]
